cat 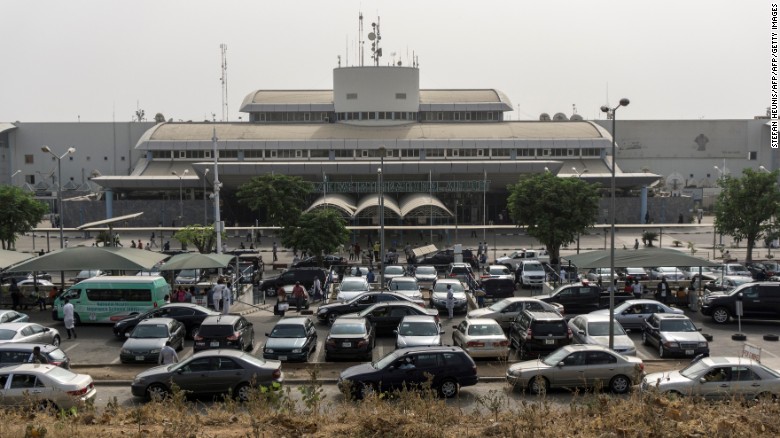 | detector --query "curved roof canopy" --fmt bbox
[399,193,453,218]
[354,195,402,219]
[305,194,356,217]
